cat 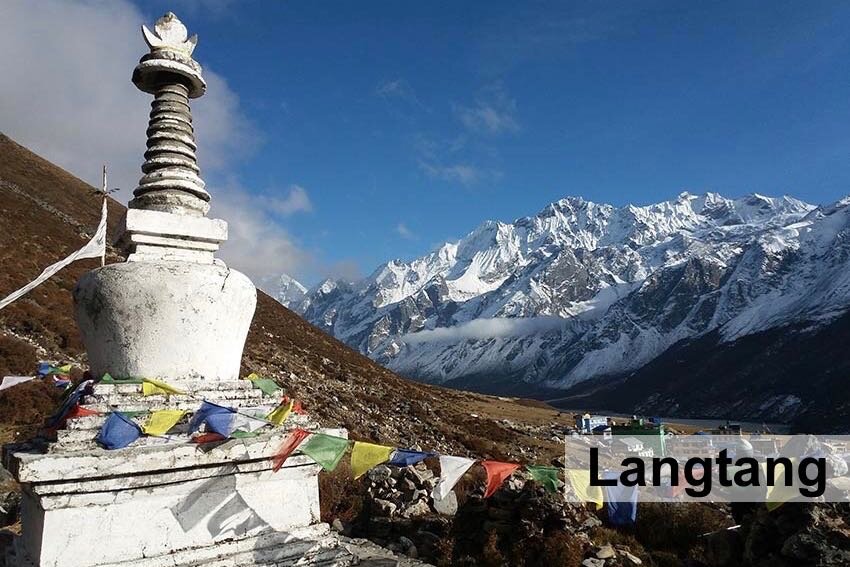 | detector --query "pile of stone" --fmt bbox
[364,463,451,520]
[702,502,850,566]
